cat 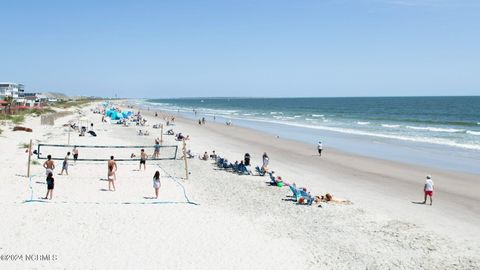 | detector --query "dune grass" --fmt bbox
[2,107,58,125]
[52,99,96,109]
